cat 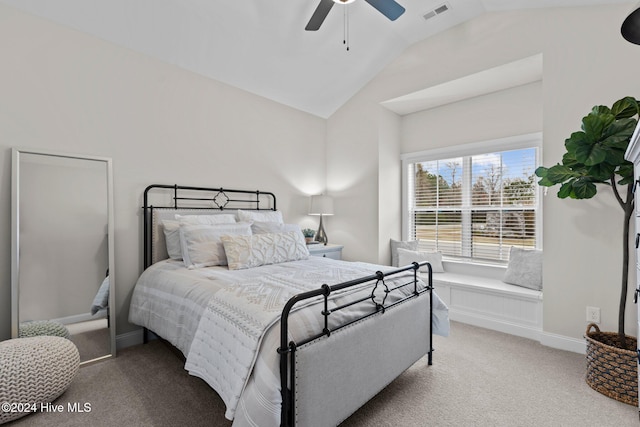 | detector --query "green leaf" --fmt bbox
[535,167,555,187]
[537,176,554,187]
[601,117,636,149]
[611,96,639,119]
[546,164,578,183]
[565,131,589,152]
[582,114,615,141]
[604,148,625,166]
[534,166,548,178]
[575,143,606,166]
[557,181,574,198]
[572,178,597,199]
[562,151,582,169]
[617,162,635,185]
[618,175,635,186]
[591,105,611,116]
[585,162,615,181]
